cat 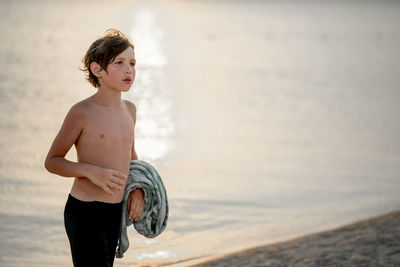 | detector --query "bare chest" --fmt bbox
[78,108,134,147]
